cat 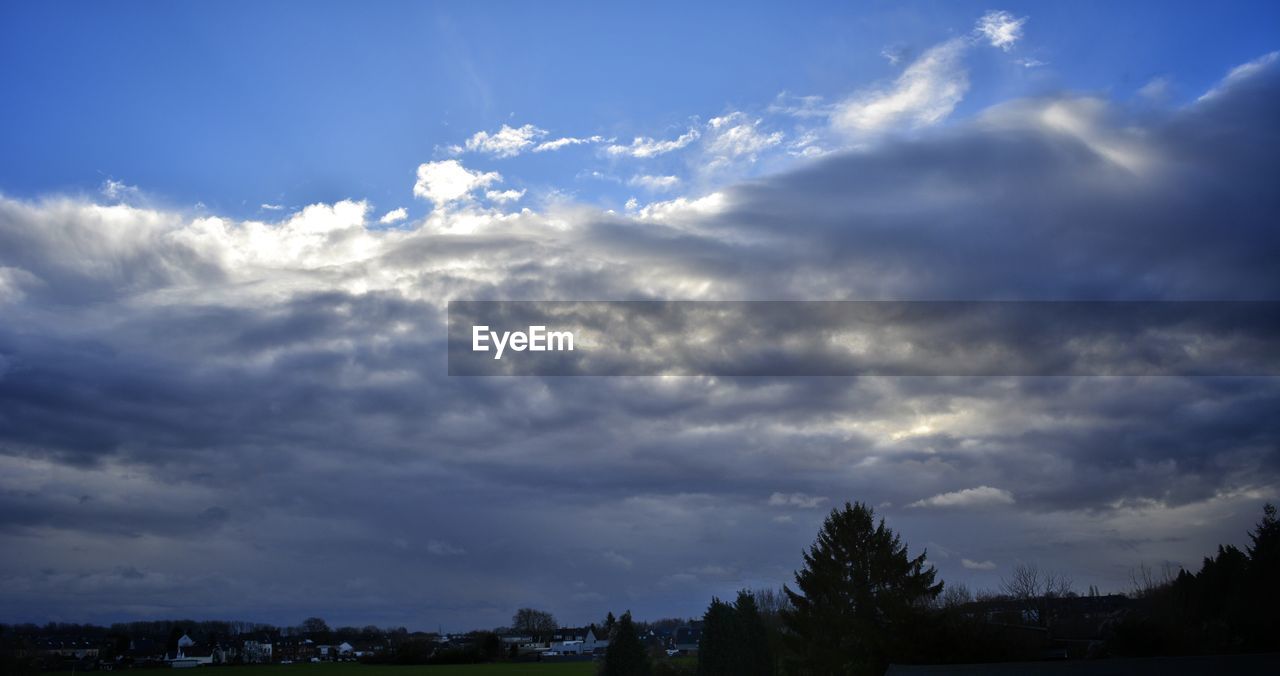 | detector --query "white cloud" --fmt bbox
[975,10,1026,51]
[767,492,829,509]
[260,203,285,211]
[634,192,727,224]
[1034,99,1150,173]
[100,178,142,203]
[961,558,998,570]
[705,113,784,162]
[832,38,969,134]
[909,486,1015,509]
[628,174,681,192]
[1199,50,1279,101]
[485,188,525,204]
[787,131,828,158]
[413,160,502,206]
[456,123,547,158]
[881,46,905,66]
[768,92,831,119]
[378,207,408,224]
[1137,76,1173,101]
[0,266,40,304]
[0,53,1276,622]
[166,198,379,274]
[605,128,700,158]
[534,135,604,152]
